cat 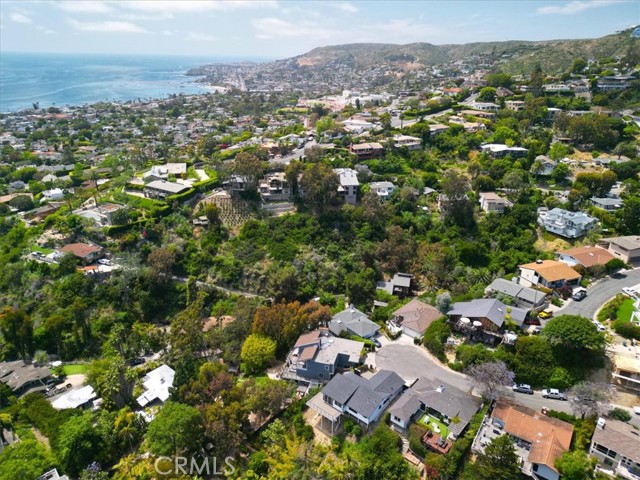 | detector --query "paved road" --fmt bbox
[376,344,573,414]
[558,269,640,319]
